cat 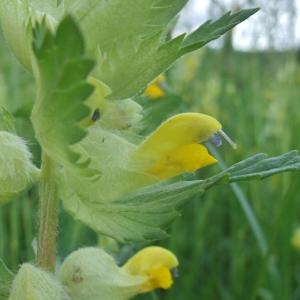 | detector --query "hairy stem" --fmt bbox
[36,153,58,272]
